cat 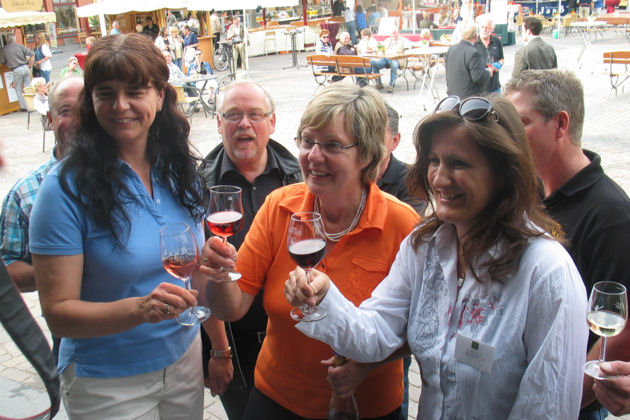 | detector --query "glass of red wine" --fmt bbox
[207,185,244,281]
[287,212,327,322]
[160,223,211,326]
